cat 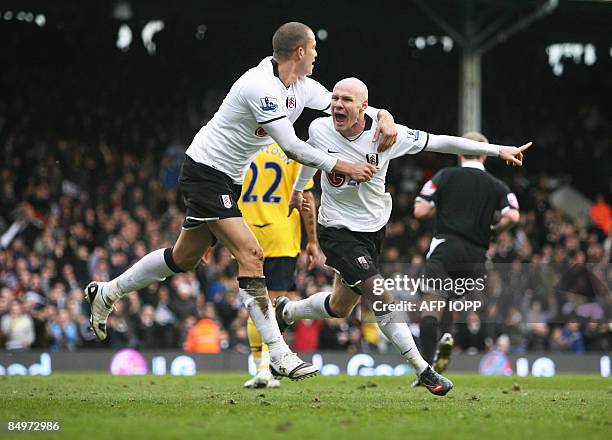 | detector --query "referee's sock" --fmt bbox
[419,315,439,366]
[284,291,337,322]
